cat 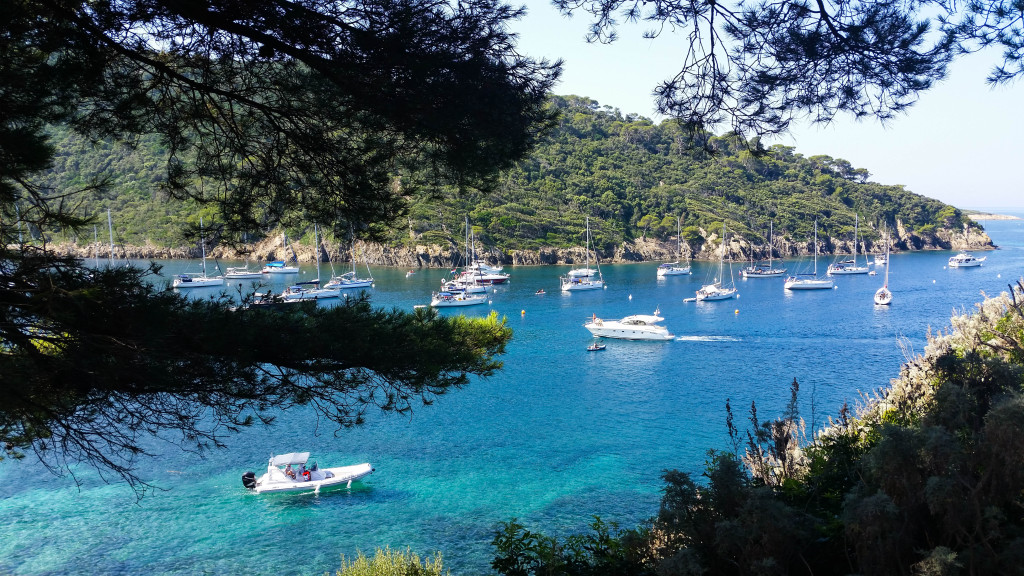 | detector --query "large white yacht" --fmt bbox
[948,252,986,268]
[584,310,675,341]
